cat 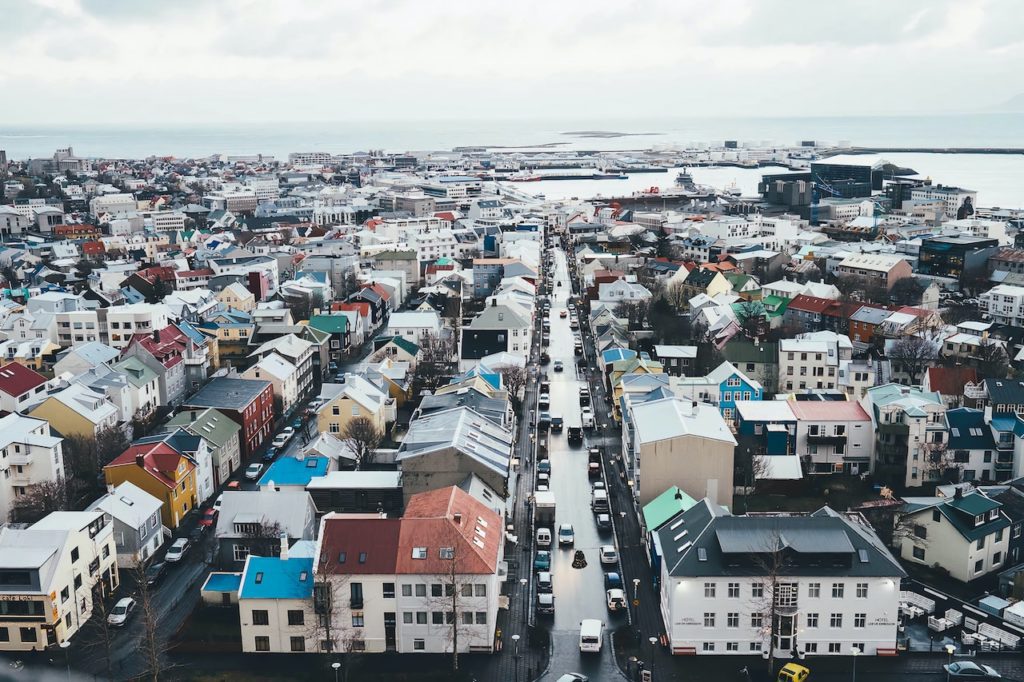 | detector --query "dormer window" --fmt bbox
[975,515,985,526]
[989,510,999,521]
